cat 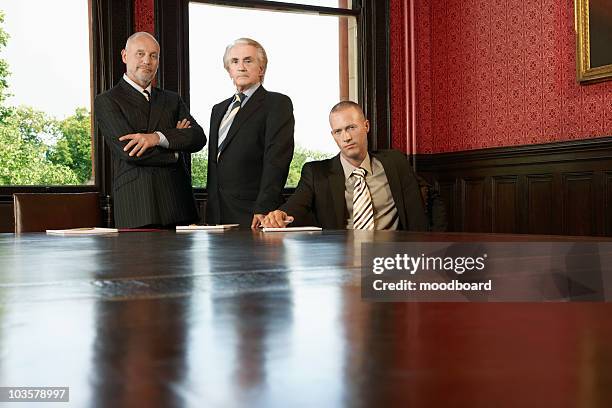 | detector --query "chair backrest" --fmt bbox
[13,192,102,233]
[415,175,448,232]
